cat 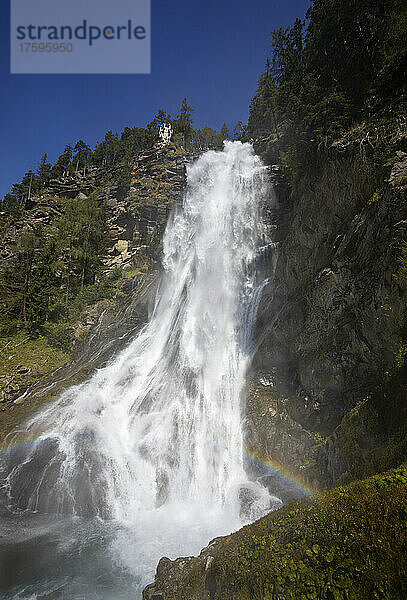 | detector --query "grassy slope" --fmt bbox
[0,332,69,441]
